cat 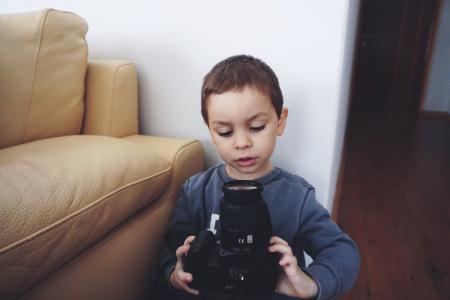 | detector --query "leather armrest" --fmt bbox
[0,135,172,299]
[82,60,138,137]
[123,135,205,207]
